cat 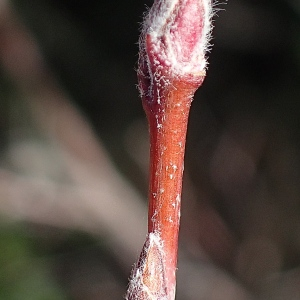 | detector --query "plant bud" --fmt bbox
[138,0,213,98]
